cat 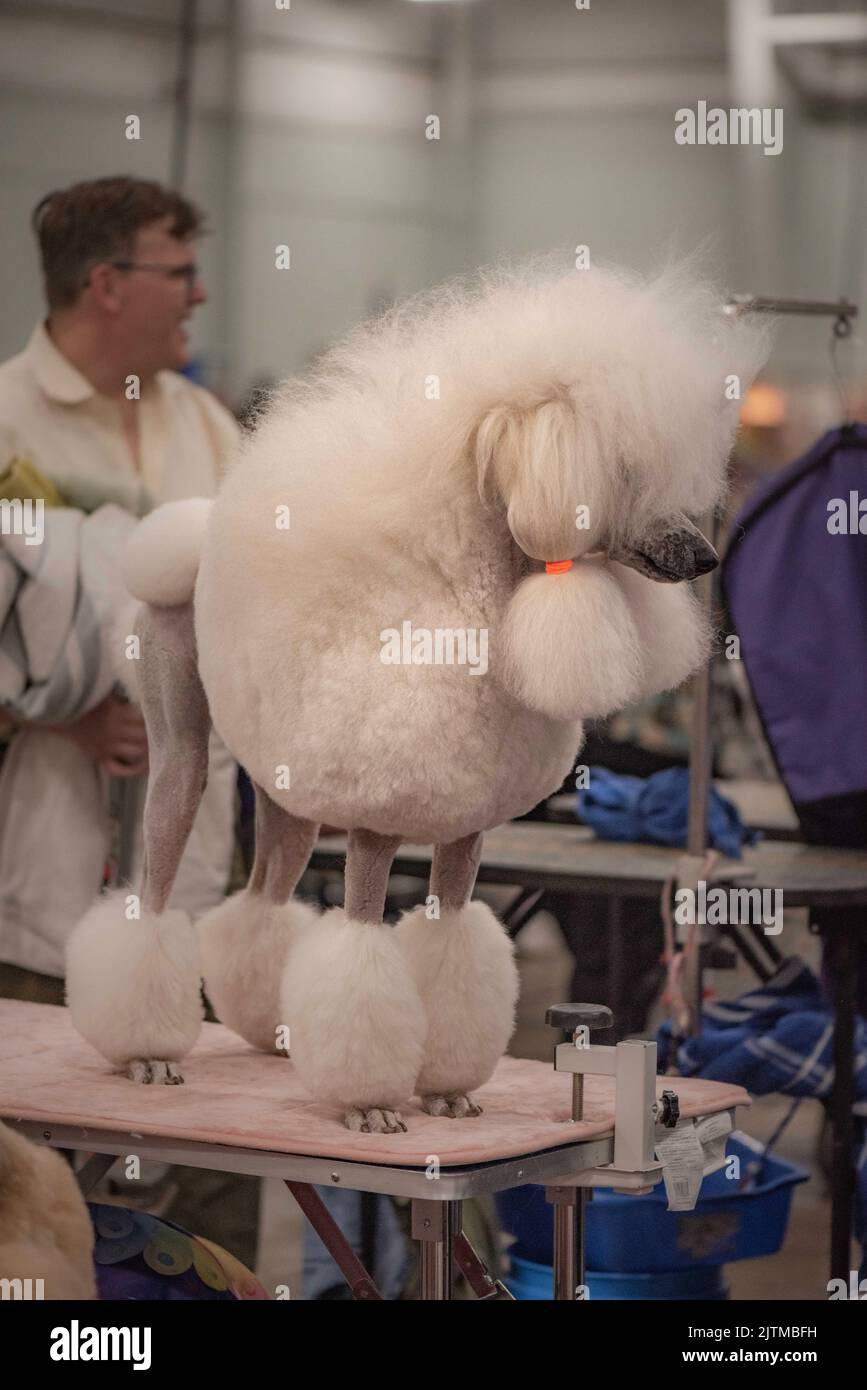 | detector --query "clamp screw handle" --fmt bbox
[546,1004,615,1123]
[659,1089,680,1129]
[545,1003,614,1034]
